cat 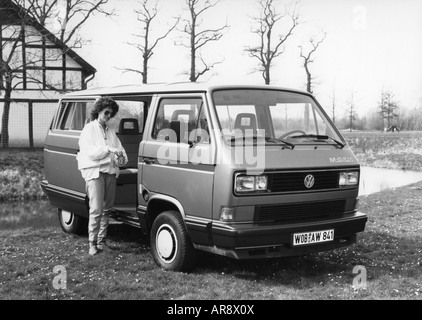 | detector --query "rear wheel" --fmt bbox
[58,209,87,235]
[150,211,197,272]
